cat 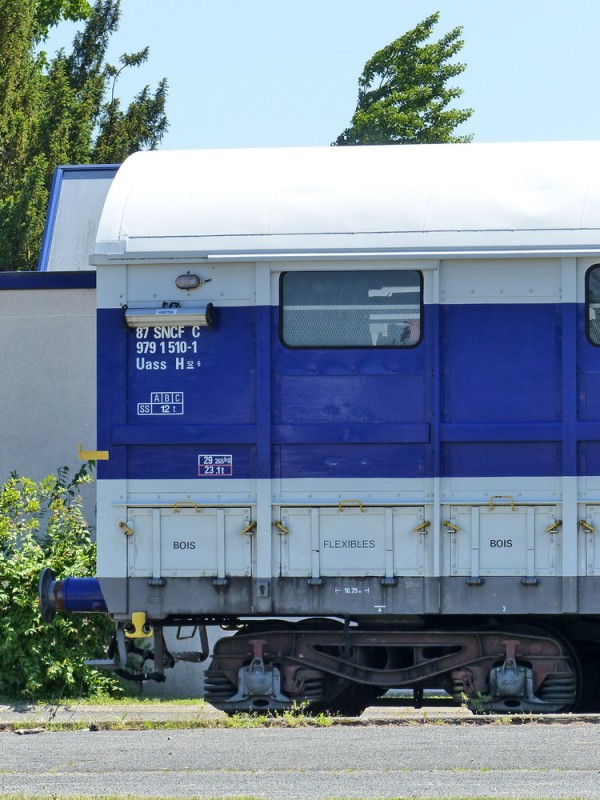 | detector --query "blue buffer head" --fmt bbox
[39,568,107,622]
